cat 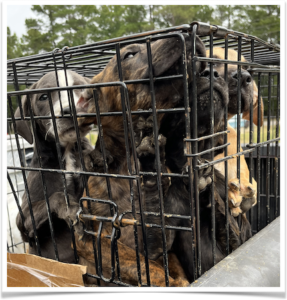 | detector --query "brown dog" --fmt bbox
[206,47,264,217]
[75,34,207,287]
